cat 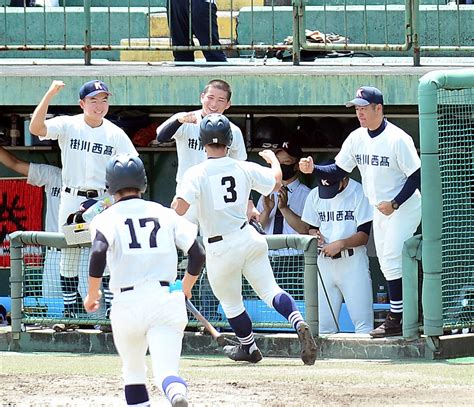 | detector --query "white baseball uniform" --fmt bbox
[27,163,62,300]
[302,178,374,334]
[177,156,283,318]
[39,114,138,284]
[89,197,197,387]
[335,121,421,281]
[40,114,138,227]
[158,110,247,188]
